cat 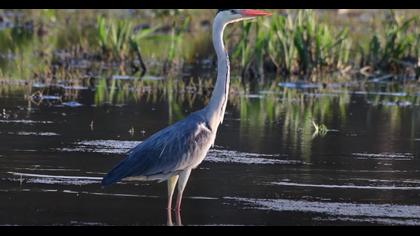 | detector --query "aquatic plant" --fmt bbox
[232,18,273,83]
[1,9,419,85]
[232,10,352,80]
[360,10,419,77]
[162,16,191,74]
[312,120,329,137]
[96,16,157,75]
